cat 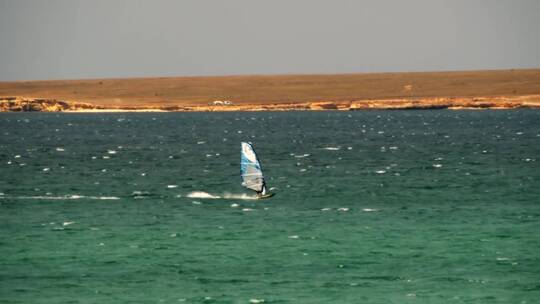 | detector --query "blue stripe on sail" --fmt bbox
[240,142,265,192]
